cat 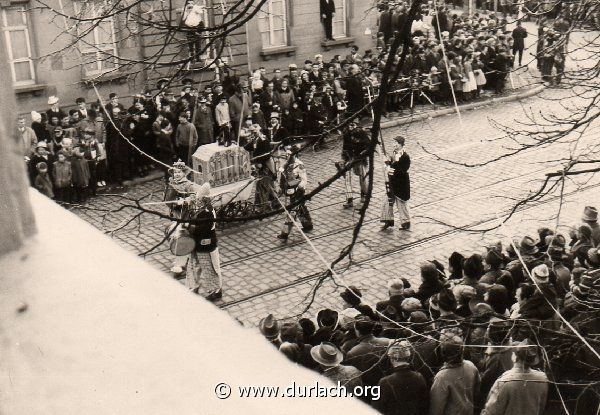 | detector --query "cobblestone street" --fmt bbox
[71,85,600,326]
